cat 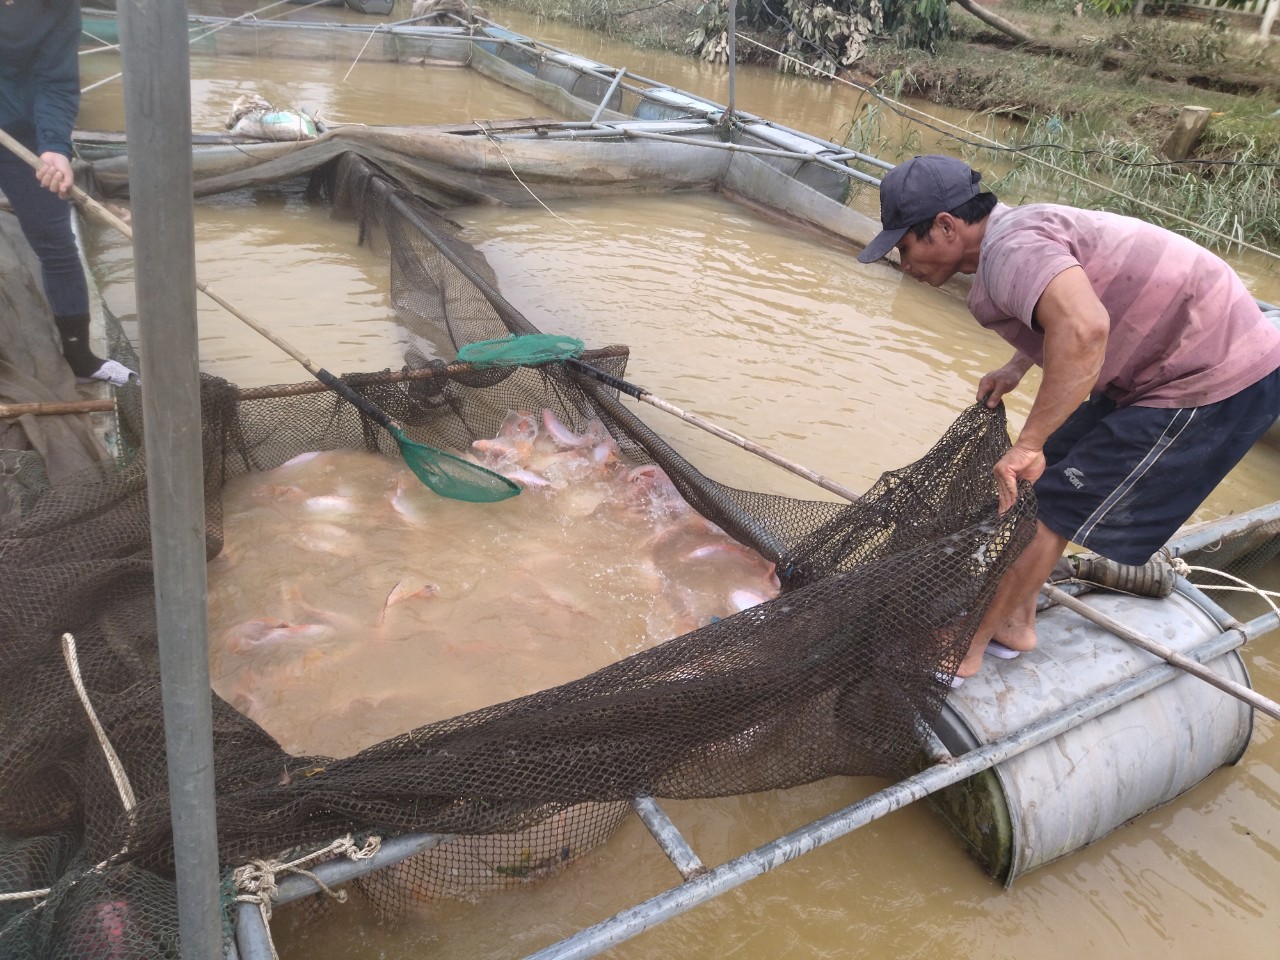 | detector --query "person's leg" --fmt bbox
[1037,368,1280,567]
[0,145,90,318]
[0,144,133,384]
[960,370,1280,679]
[957,520,1066,678]
[957,397,1114,670]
